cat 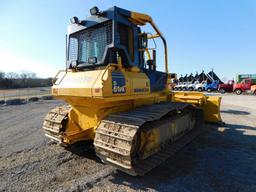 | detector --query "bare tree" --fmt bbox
[20,71,37,87]
[5,72,19,79]
[20,71,36,79]
[0,71,5,79]
[0,71,51,88]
